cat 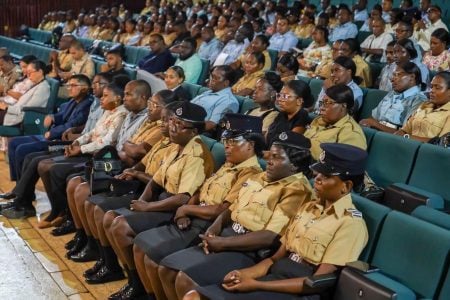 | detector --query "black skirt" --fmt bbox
[88,193,135,212]
[196,257,320,300]
[114,208,174,234]
[134,217,212,263]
